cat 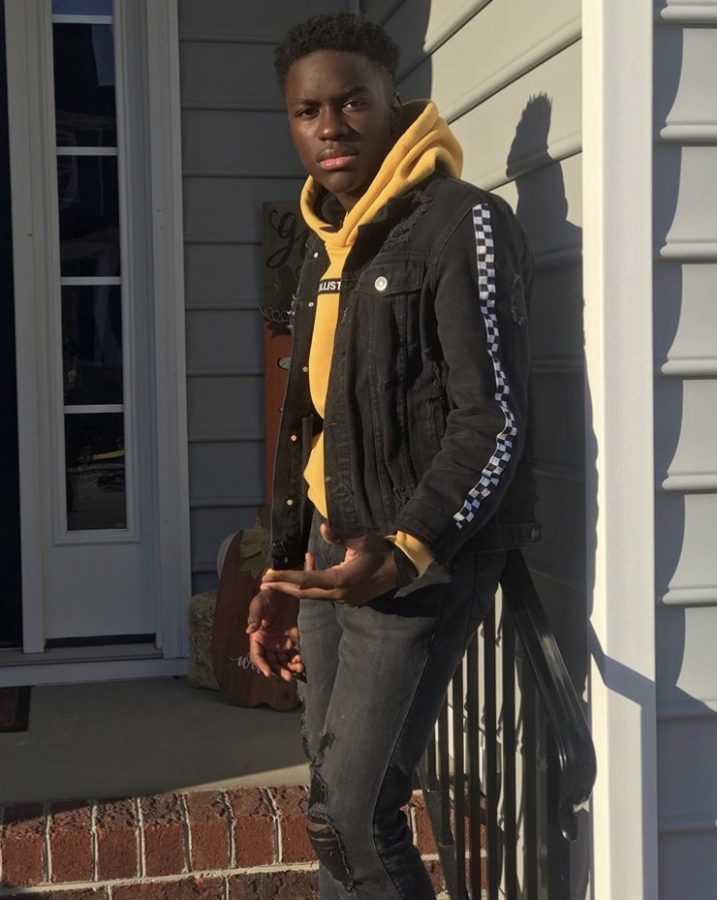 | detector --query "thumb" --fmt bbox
[319,522,344,547]
[245,594,263,633]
